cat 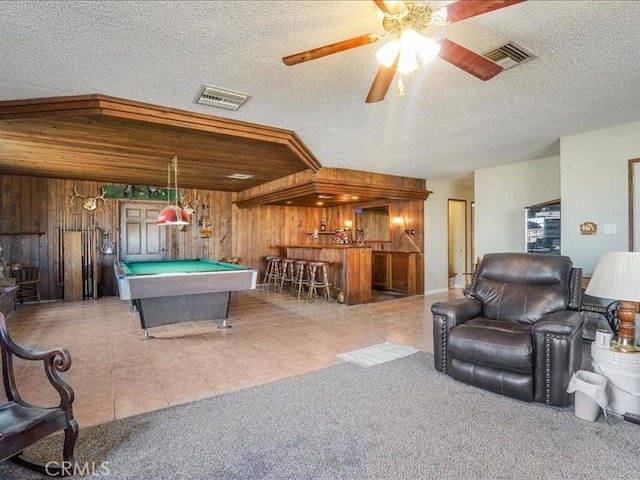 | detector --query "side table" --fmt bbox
[0,285,19,318]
